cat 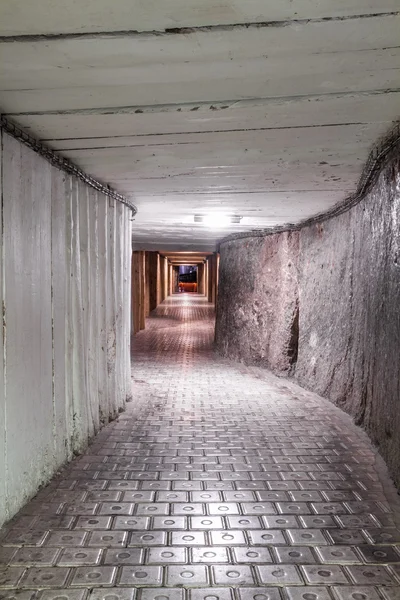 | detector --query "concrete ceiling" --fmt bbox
[0,2,399,250]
